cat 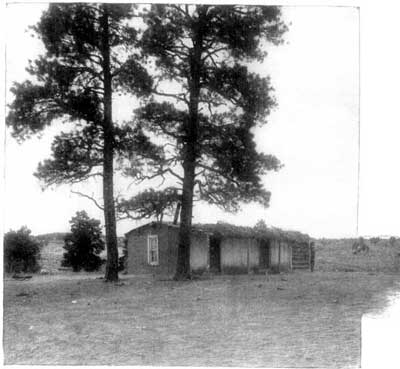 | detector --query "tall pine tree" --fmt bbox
[6,3,158,281]
[135,5,288,279]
